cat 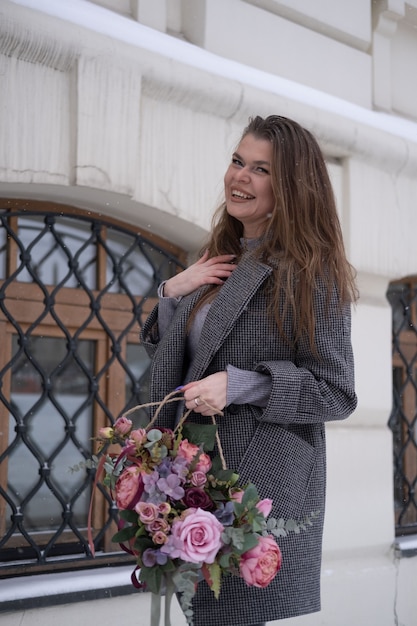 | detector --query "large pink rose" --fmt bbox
[169,508,224,564]
[115,466,144,510]
[240,535,282,588]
